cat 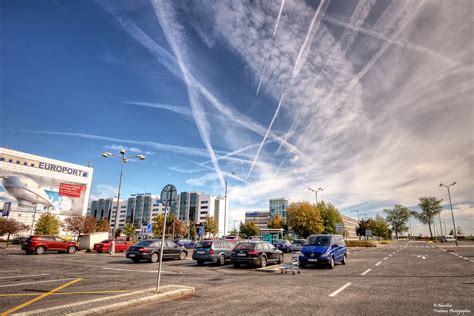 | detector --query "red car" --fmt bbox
[21,236,80,255]
[93,239,131,253]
